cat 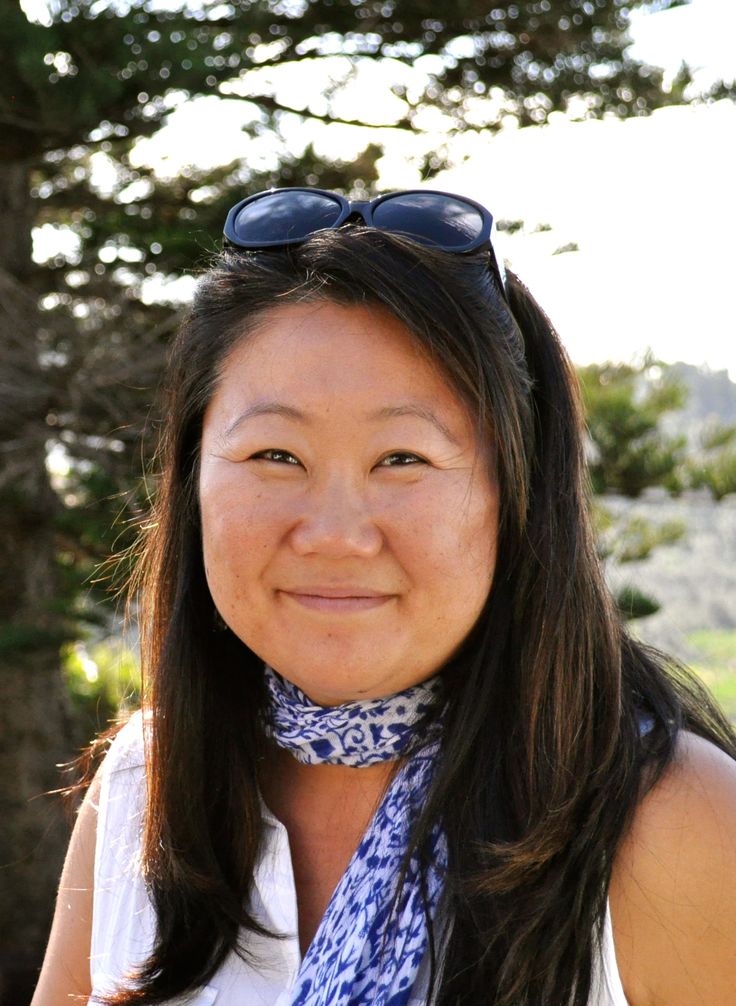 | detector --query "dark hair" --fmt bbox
[105,227,736,1005]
